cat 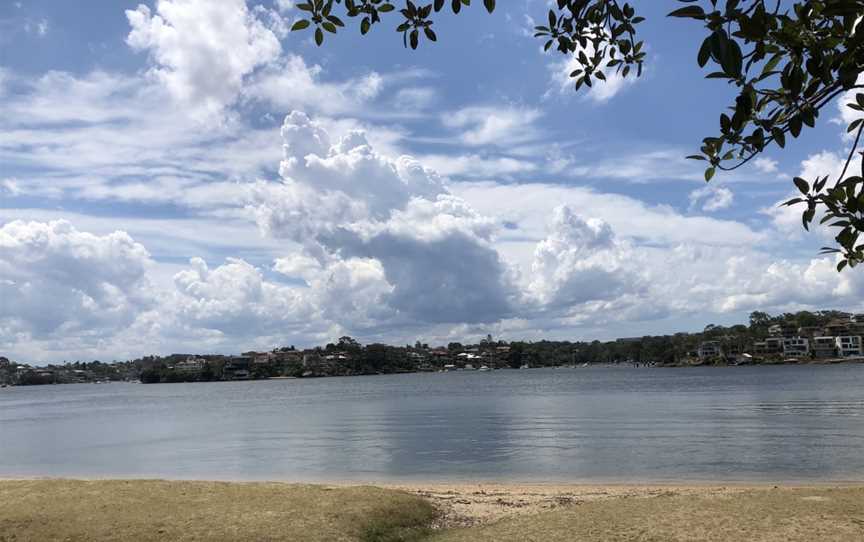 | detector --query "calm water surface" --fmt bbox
[2,365,864,482]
